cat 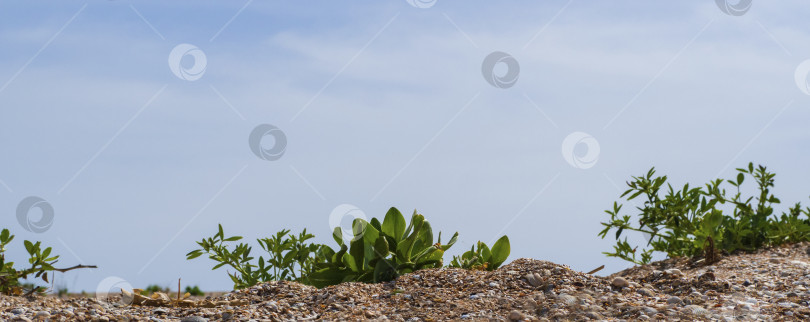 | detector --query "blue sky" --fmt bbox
[1,0,809,293]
